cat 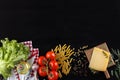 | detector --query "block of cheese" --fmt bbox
[89,47,110,71]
